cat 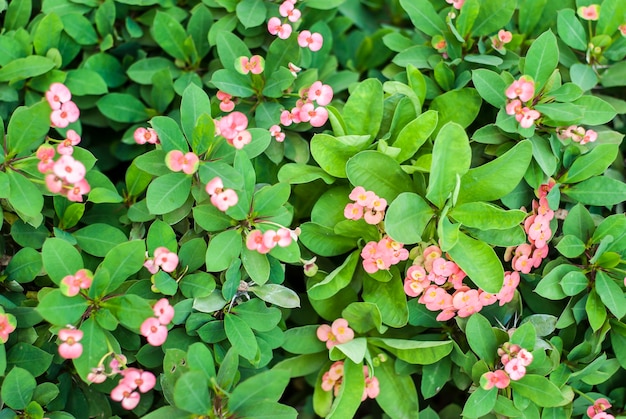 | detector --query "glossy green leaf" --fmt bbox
[472,69,508,108]
[524,30,559,90]
[518,0,547,34]
[6,248,42,284]
[556,235,586,258]
[466,313,497,365]
[60,13,98,45]
[429,88,482,134]
[235,0,266,28]
[146,173,191,215]
[509,375,568,407]
[1,367,36,410]
[0,56,55,82]
[369,338,453,365]
[152,11,190,62]
[311,134,369,178]
[392,110,438,163]
[326,359,364,419]
[173,371,210,414]
[471,0,516,36]
[73,224,127,257]
[249,283,300,308]
[343,79,383,139]
[97,93,149,123]
[210,69,255,97]
[299,222,357,256]
[97,240,146,295]
[572,95,618,125]
[362,276,409,328]
[595,271,626,319]
[450,202,526,231]
[399,0,446,36]
[461,387,497,418]
[447,232,504,293]
[596,0,626,35]
[205,229,242,272]
[36,290,88,325]
[563,144,618,184]
[346,150,413,202]
[562,177,626,206]
[180,83,211,144]
[73,318,109,381]
[224,312,258,361]
[385,193,434,244]
[235,401,297,419]
[151,115,188,152]
[557,9,587,50]
[241,246,270,286]
[6,102,51,156]
[341,302,383,334]
[308,250,359,300]
[586,288,607,331]
[41,237,82,285]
